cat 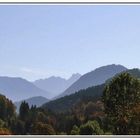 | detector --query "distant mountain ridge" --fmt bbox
[0,64,127,102]
[56,64,127,99]
[34,73,81,98]
[0,76,51,101]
